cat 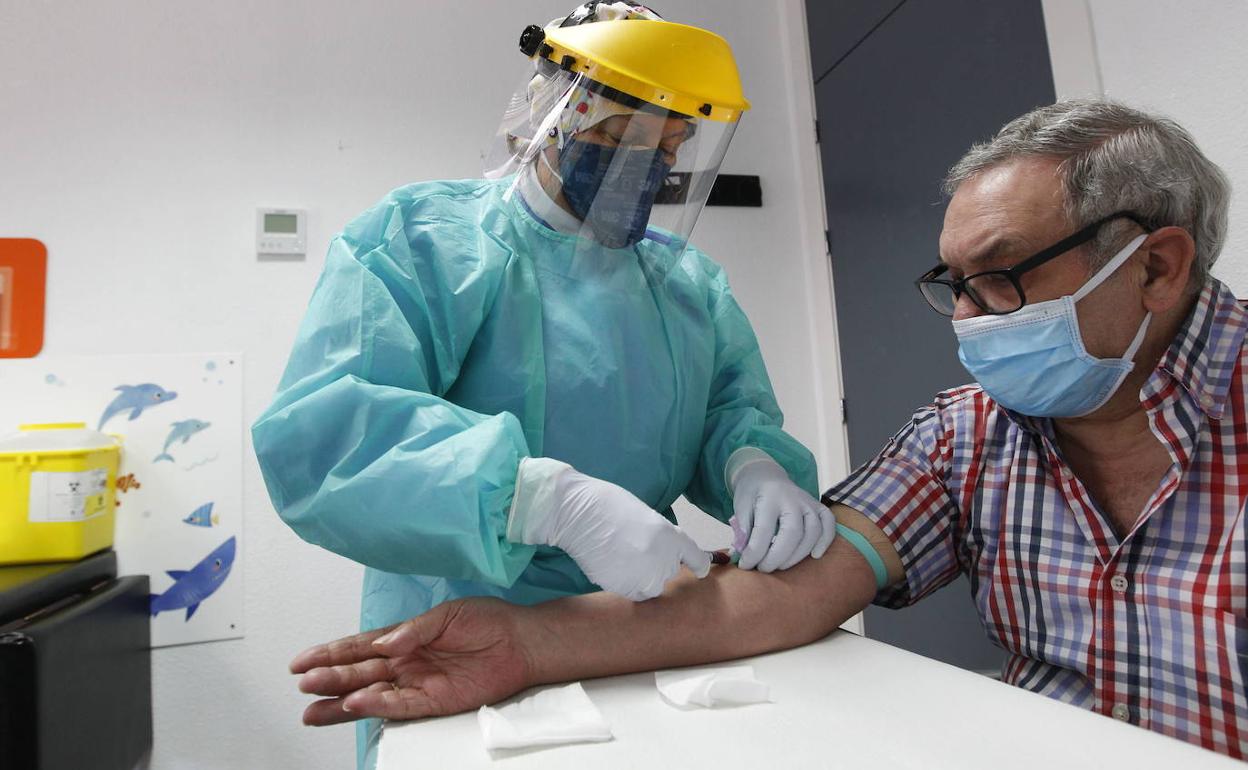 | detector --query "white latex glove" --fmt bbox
[509,459,711,601]
[728,454,835,572]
